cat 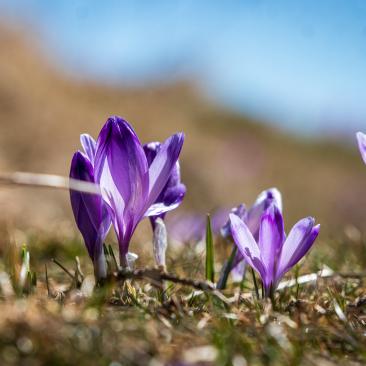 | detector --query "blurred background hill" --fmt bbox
[0,25,364,237]
[0,1,365,238]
